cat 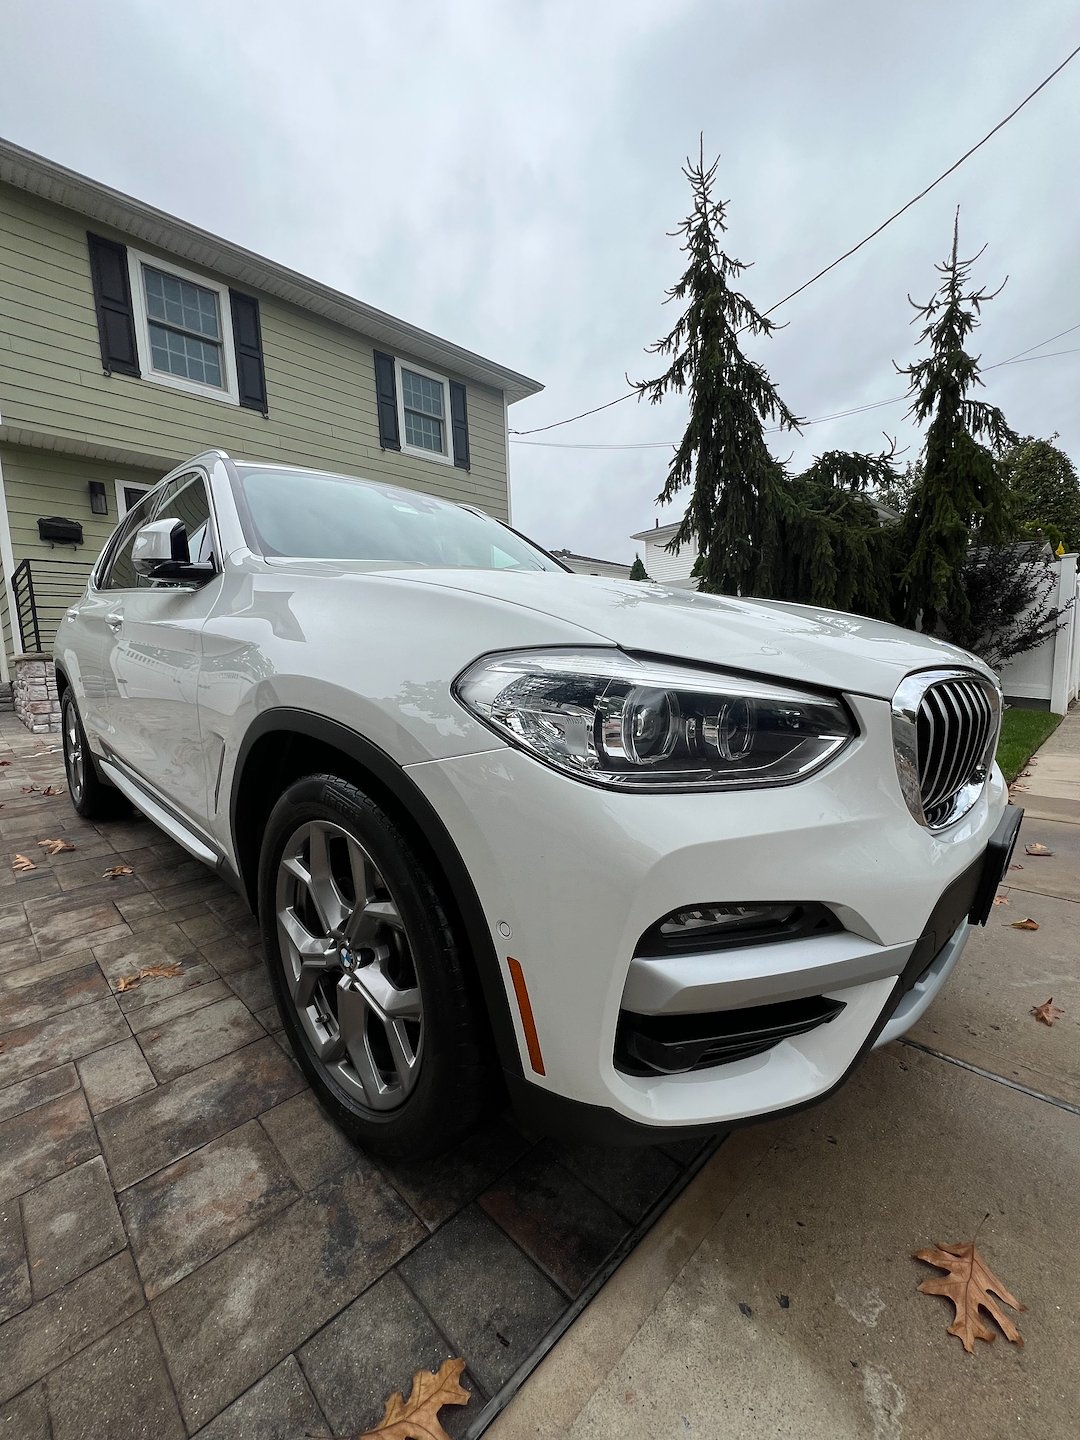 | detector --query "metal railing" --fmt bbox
[11,558,90,654]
